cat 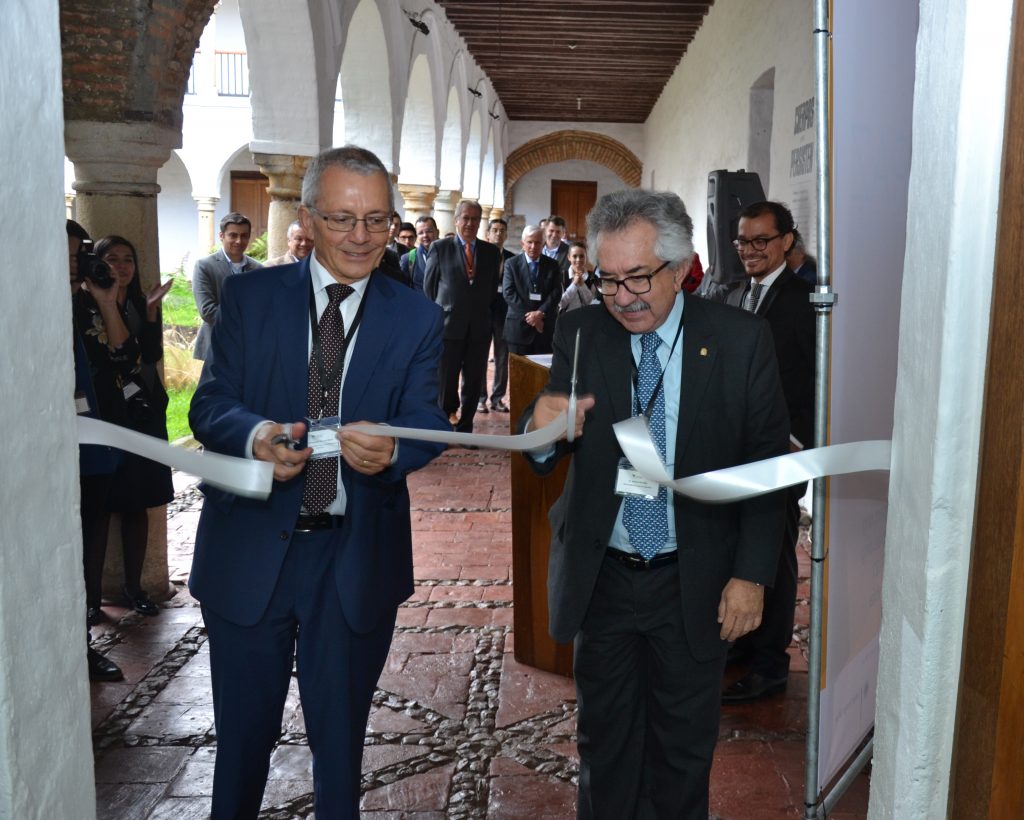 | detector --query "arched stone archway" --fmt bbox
[504,130,642,196]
